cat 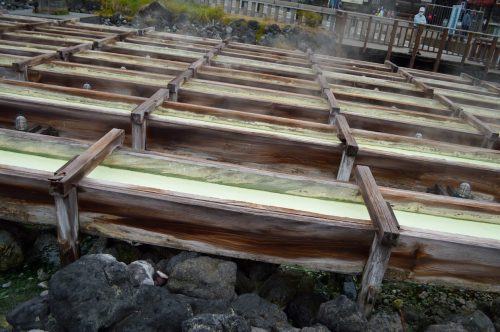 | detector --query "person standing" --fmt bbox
[410,7,427,54]
[462,10,471,31]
